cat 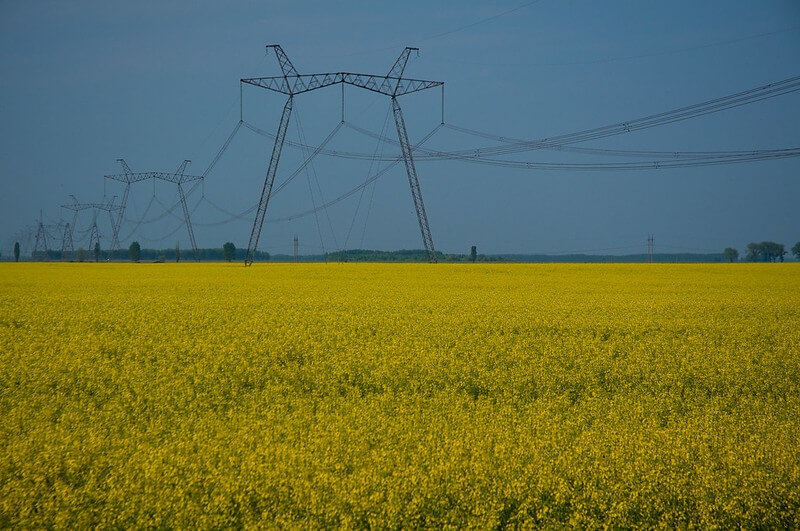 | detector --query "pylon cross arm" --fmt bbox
[242,73,442,97]
[104,171,202,184]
